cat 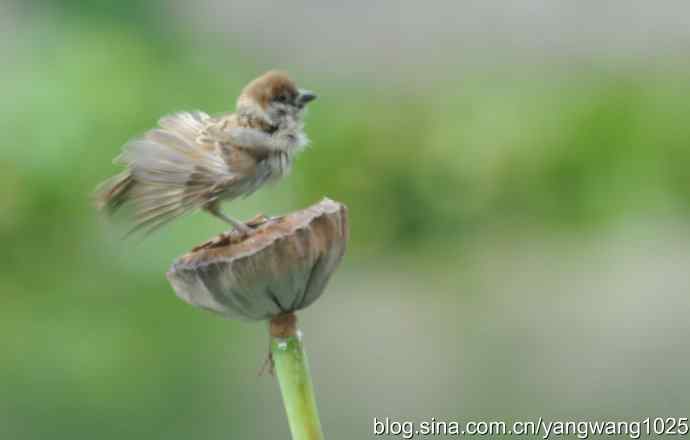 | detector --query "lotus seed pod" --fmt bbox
[167,198,348,320]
